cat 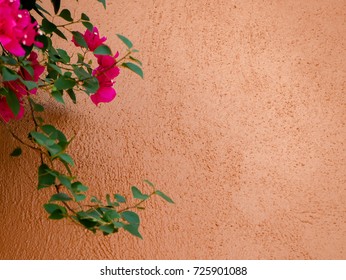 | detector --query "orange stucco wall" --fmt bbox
[0,0,345,259]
